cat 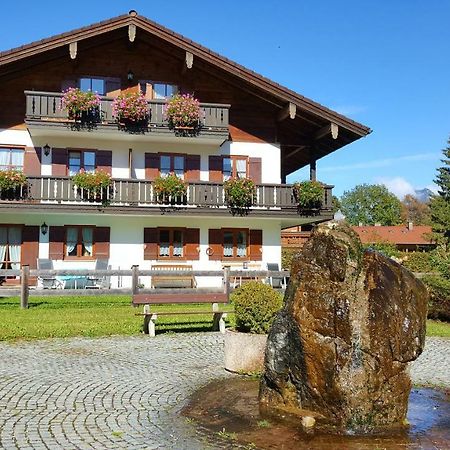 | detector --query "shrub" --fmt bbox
[224,178,256,210]
[0,169,27,191]
[164,93,201,128]
[231,281,283,334]
[401,251,435,273]
[282,248,300,270]
[422,275,450,321]
[112,92,148,122]
[153,174,187,202]
[72,170,111,195]
[363,242,400,259]
[61,88,100,118]
[293,181,324,209]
